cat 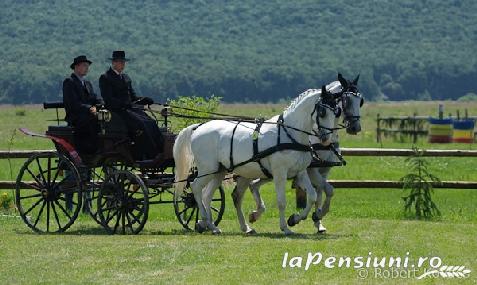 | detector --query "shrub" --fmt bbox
[400,147,441,219]
[167,95,221,132]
